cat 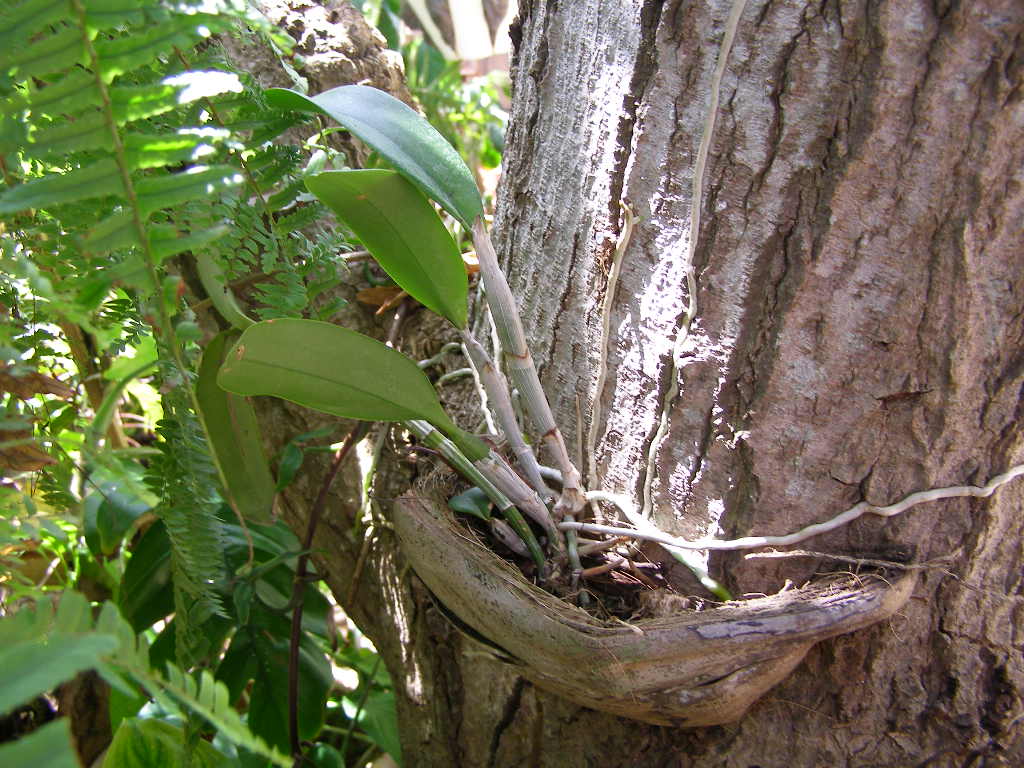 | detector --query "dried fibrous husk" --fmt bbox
[395,492,916,727]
